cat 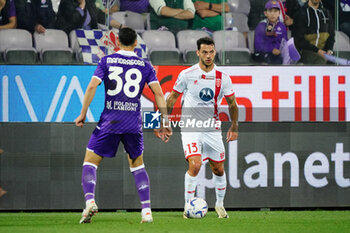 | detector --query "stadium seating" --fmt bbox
[334,31,350,60]
[227,0,250,33]
[176,30,211,64]
[111,12,127,28]
[224,12,235,29]
[98,12,125,30]
[0,27,348,66]
[247,30,255,53]
[69,30,83,63]
[213,30,252,65]
[0,29,38,64]
[142,30,181,65]
[230,13,249,33]
[124,11,150,33]
[33,29,74,64]
[227,0,239,12]
[111,11,150,34]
